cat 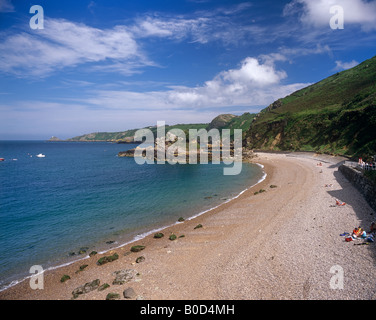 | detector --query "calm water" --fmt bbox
[0,140,265,290]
